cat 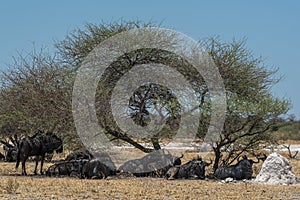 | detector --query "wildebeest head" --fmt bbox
[50,134,63,153]
[41,133,63,154]
[3,145,17,162]
[195,157,213,179]
[172,154,183,166]
[185,157,212,179]
[0,139,18,162]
